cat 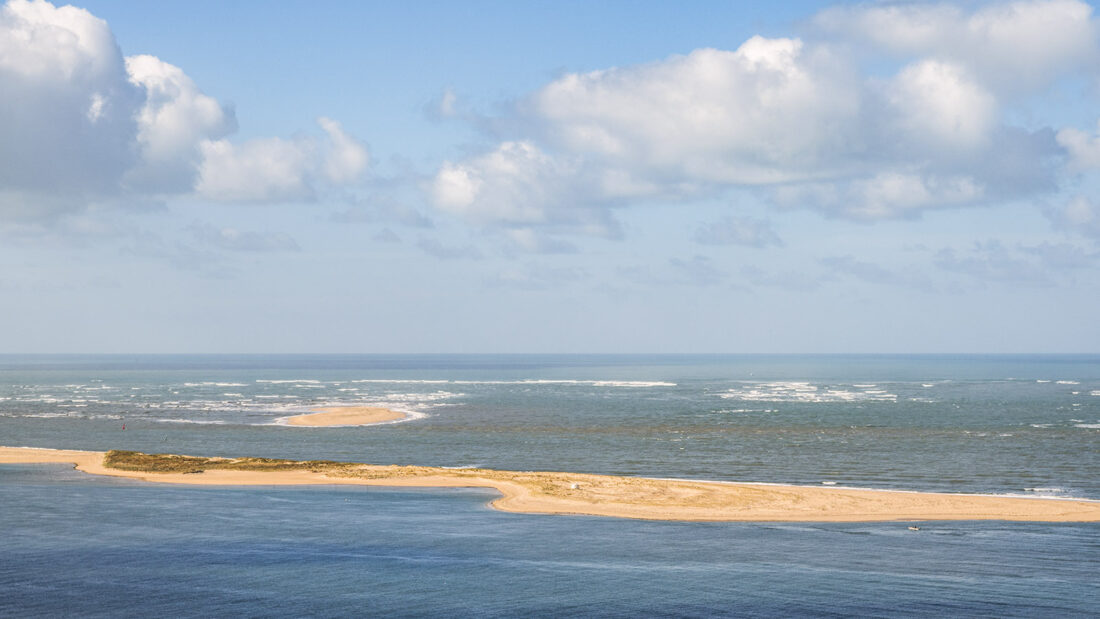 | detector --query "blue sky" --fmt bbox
[2,0,1099,353]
